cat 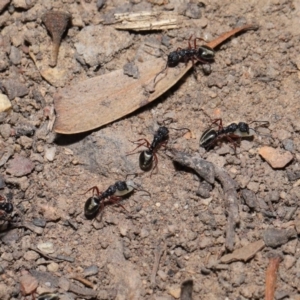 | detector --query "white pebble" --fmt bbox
[37,241,55,254]
[45,147,56,161]
[0,94,12,112]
